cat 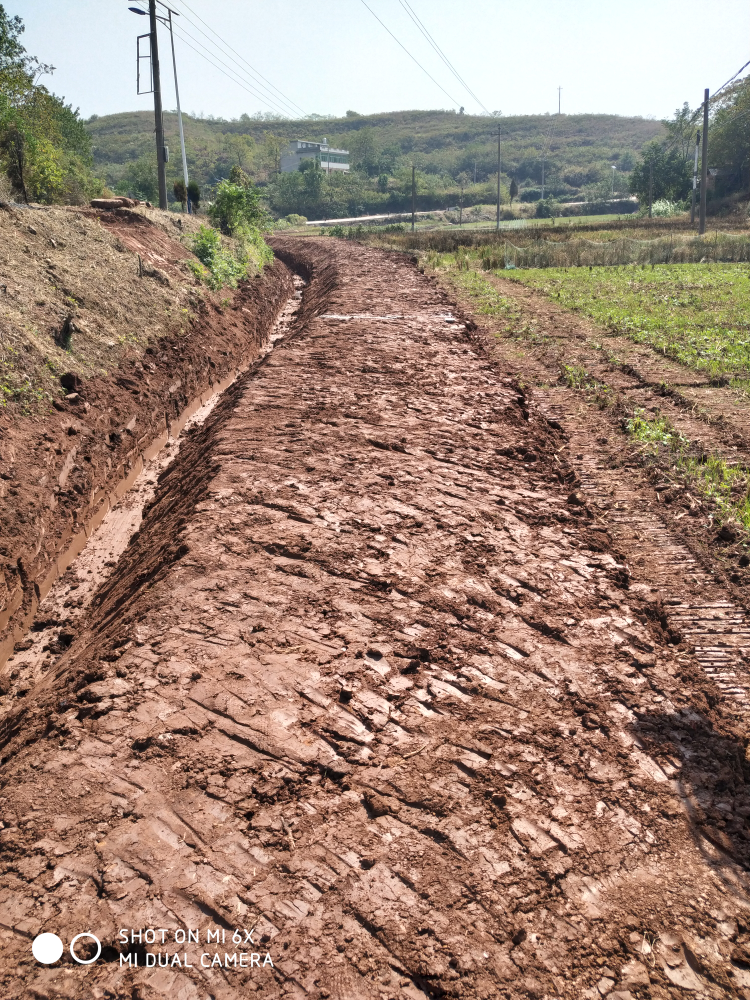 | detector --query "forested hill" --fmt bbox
[86,108,665,202]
